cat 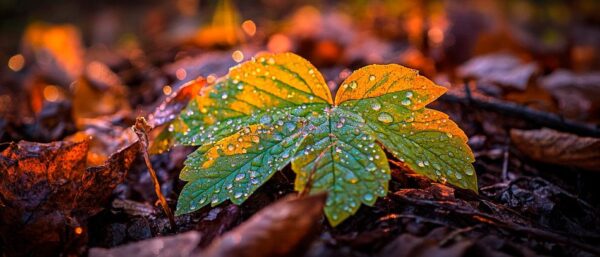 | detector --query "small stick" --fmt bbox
[501,136,510,182]
[441,83,600,137]
[133,117,176,229]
